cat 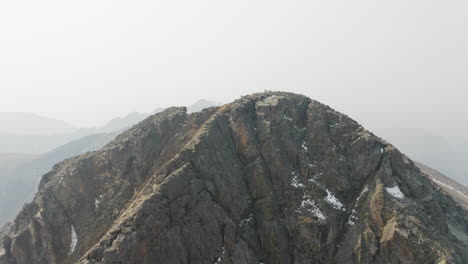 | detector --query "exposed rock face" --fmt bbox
[0,131,120,227]
[0,92,467,264]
